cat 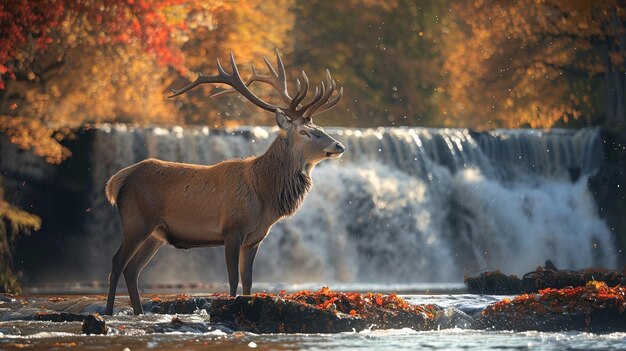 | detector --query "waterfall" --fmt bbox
[68,125,614,284]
